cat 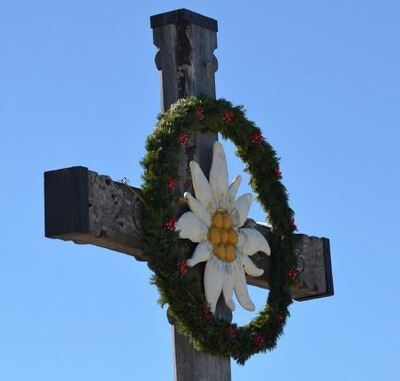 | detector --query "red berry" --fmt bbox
[167,177,177,192]
[276,314,284,325]
[251,132,262,144]
[202,307,211,321]
[227,325,237,340]
[222,110,234,123]
[178,259,188,276]
[178,132,188,145]
[288,269,297,281]
[196,106,205,121]
[255,333,265,348]
[166,217,176,231]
